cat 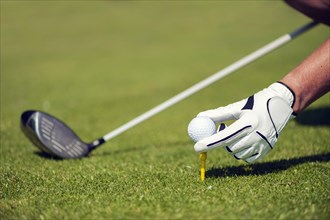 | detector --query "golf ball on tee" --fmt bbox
[188,116,216,142]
